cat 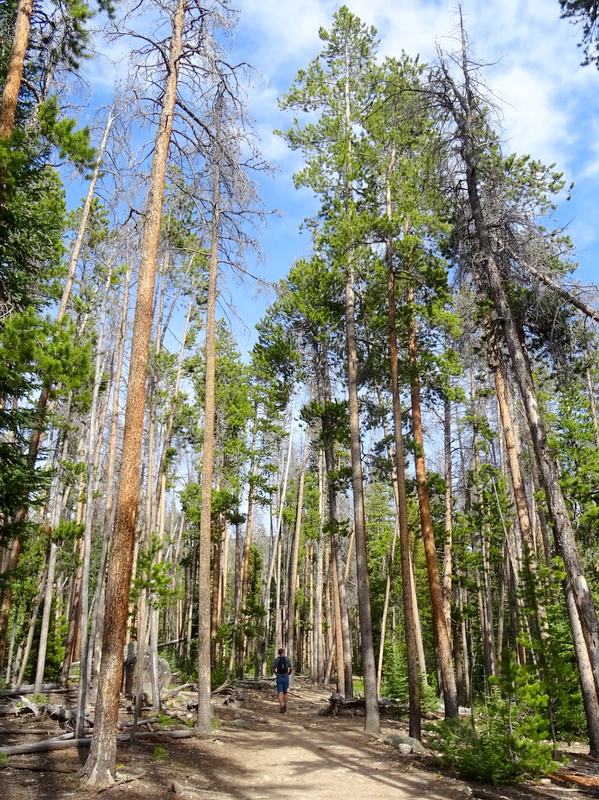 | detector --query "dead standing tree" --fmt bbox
[431,28,599,755]
[174,54,270,723]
